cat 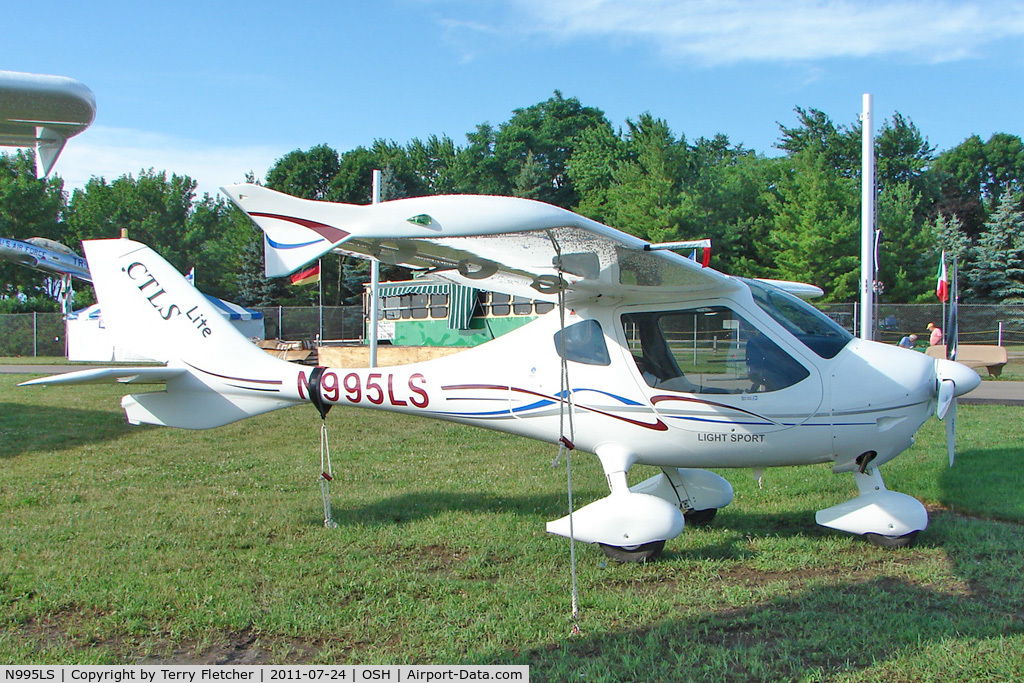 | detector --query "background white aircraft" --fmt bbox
[0,70,95,177]
[22,186,980,561]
